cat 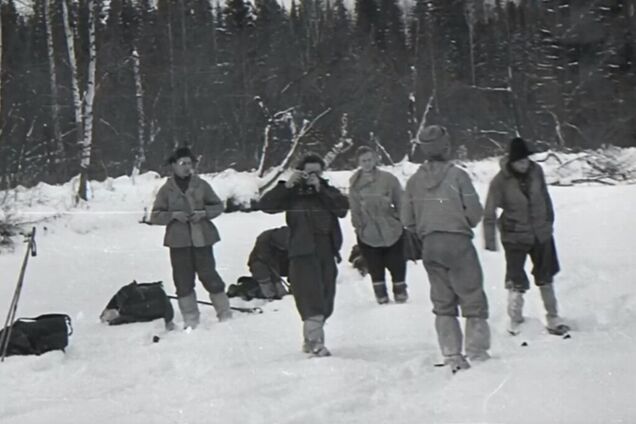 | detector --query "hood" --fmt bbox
[417,161,453,189]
